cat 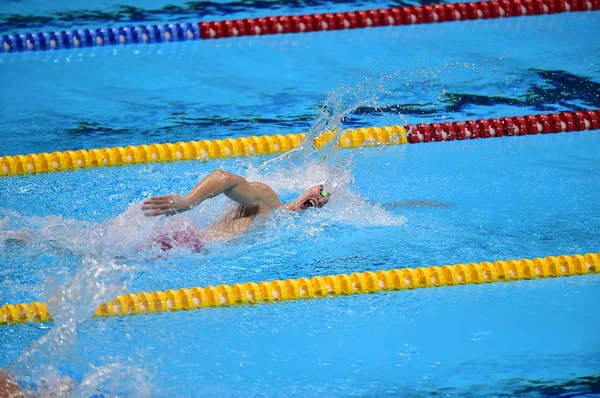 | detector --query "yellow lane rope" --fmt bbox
[1,252,598,324]
[3,109,598,177]
[0,126,407,176]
